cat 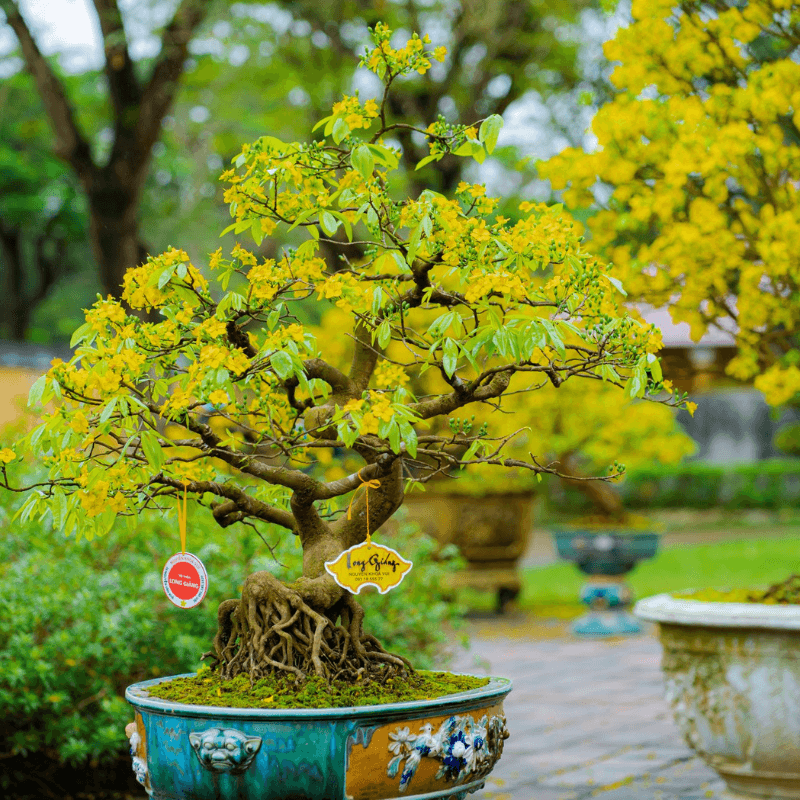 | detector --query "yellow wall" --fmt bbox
[0,366,42,433]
